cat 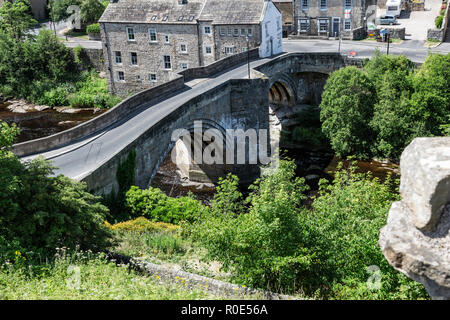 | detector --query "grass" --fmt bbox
[0,250,225,300]
[64,30,89,40]
[360,37,402,44]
